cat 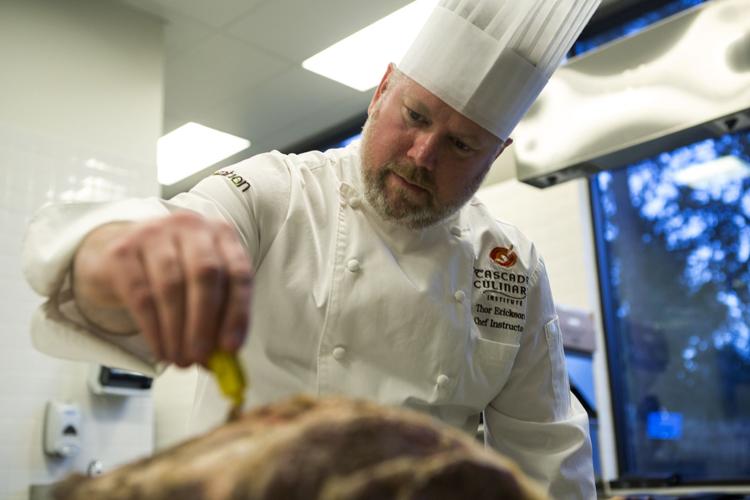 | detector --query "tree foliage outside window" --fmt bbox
[591,130,750,481]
